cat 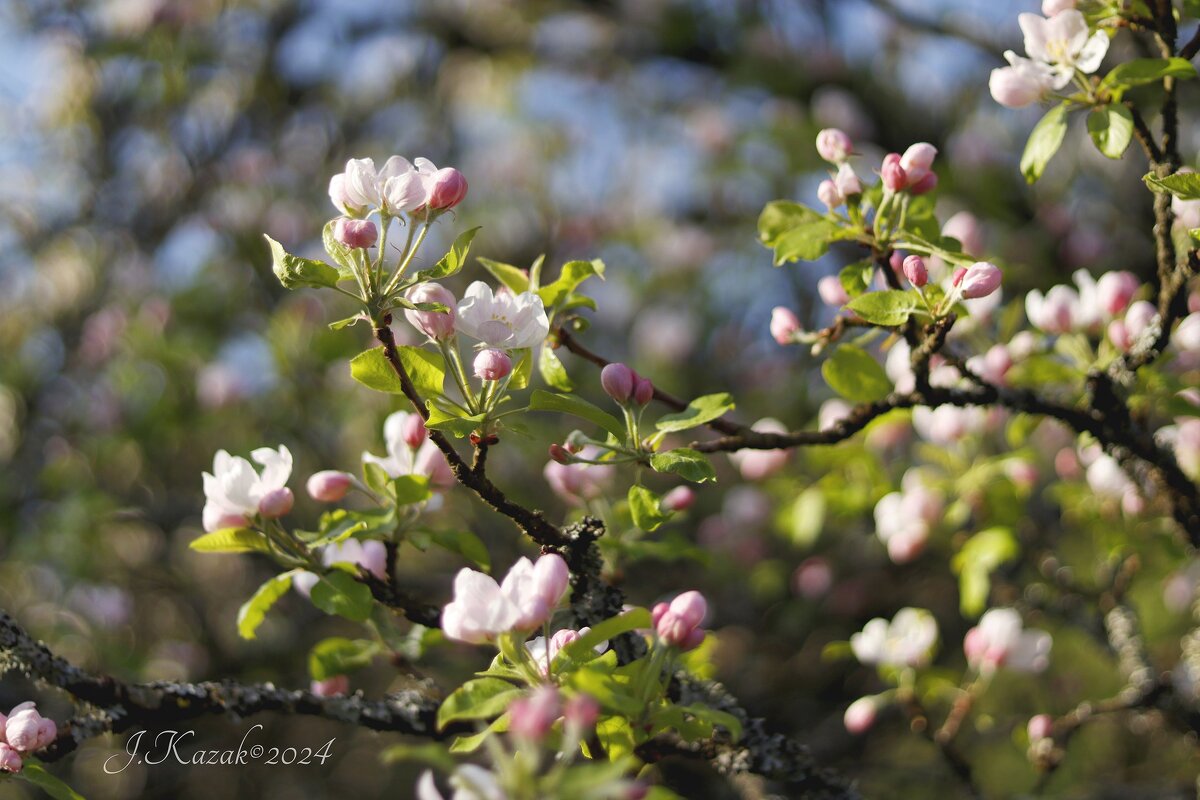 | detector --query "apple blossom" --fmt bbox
[455,281,550,350]
[601,362,635,403]
[311,675,349,697]
[1096,271,1139,317]
[835,163,862,197]
[441,554,569,643]
[332,217,377,250]
[0,744,19,773]
[880,153,906,193]
[963,608,1052,674]
[508,687,562,742]
[632,374,654,406]
[324,538,388,581]
[912,405,986,445]
[332,157,383,212]
[661,486,696,512]
[817,179,843,210]
[1028,714,1054,742]
[473,348,512,381]
[4,703,56,753]
[363,411,454,488]
[817,275,850,307]
[1175,313,1200,352]
[843,696,878,735]
[1122,300,1158,346]
[403,282,457,340]
[967,344,1013,385]
[306,470,353,502]
[989,51,1056,109]
[899,143,937,185]
[728,418,790,480]
[652,590,707,650]
[201,445,293,532]
[902,255,927,288]
[793,556,833,599]
[942,212,984,258]
[257,486,294,519]
[770,306,802,345]
[401,413,427,449]
[525,627,594,674]
[818,399,852,432]
[1174,419,1200,478]
[1017,11,1109,88]
[1025,284,1078,334]
[851,608,939,668]
[874,473,941,565]
[816,128,853,163]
